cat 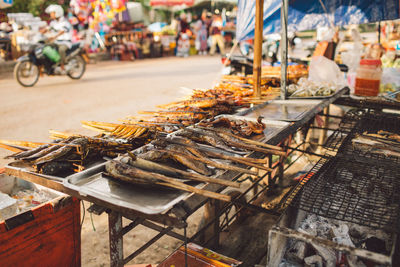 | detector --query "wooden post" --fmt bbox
[253,0,264,98]
[109,211,123,267]
[280,0,288,100]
